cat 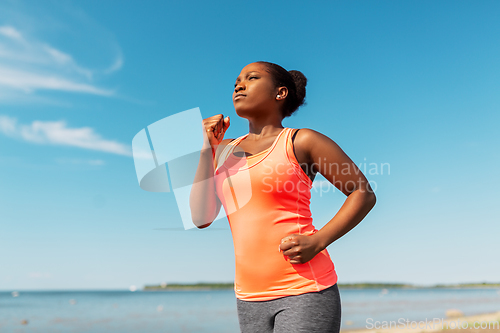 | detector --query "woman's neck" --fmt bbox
[247,122,284,140]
